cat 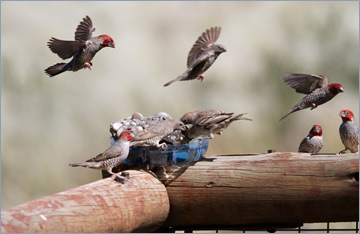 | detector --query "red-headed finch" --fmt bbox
[298,125,323,153]
[45,15,115,77]
[280,73,343,120]
[339,110,359,154]
[69,130,132,180]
